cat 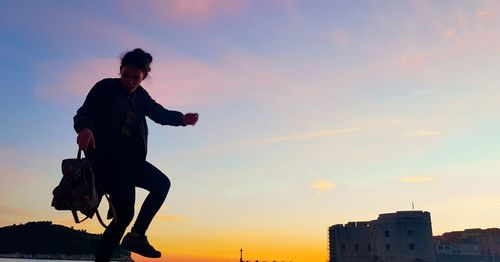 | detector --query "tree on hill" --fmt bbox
[0,221,131,260]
